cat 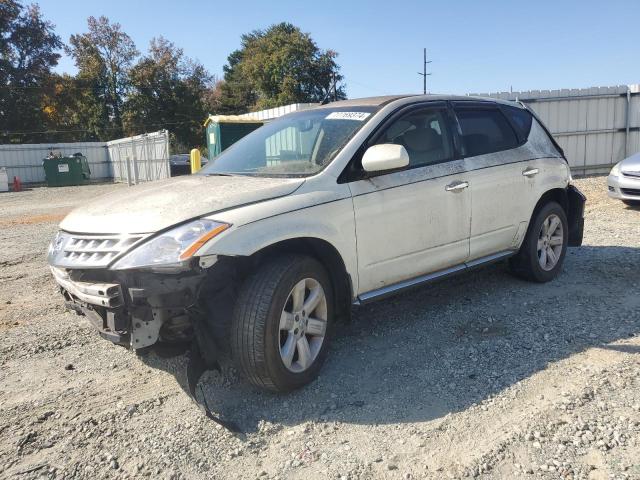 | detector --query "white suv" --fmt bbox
[48,95,585,392]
